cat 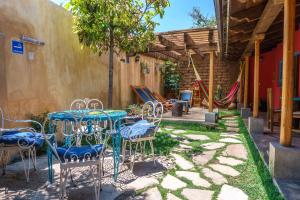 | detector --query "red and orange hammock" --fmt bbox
[188,51,243,108]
